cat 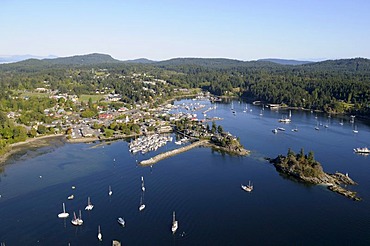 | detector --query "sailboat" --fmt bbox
[108,185,113,196]
[139,191,145,211]
[243,104,248,113]
[315,121,320,131]
[97,225,103,241]
[117,217,126,226]
[71,210,83,226]
[241,181,253,192]
[58,203,69,218]
[353,125,359,133]
[85,197,94,210]
[171,211,178,234]
[339,119,344,126]
[141,176,145,192]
